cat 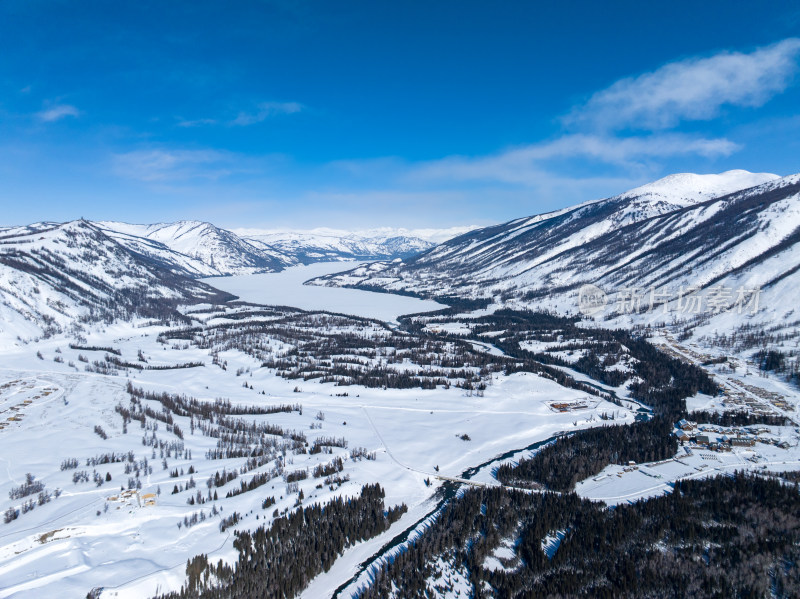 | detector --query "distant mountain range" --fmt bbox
[94,221,474,277]
[234,226,476,266]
